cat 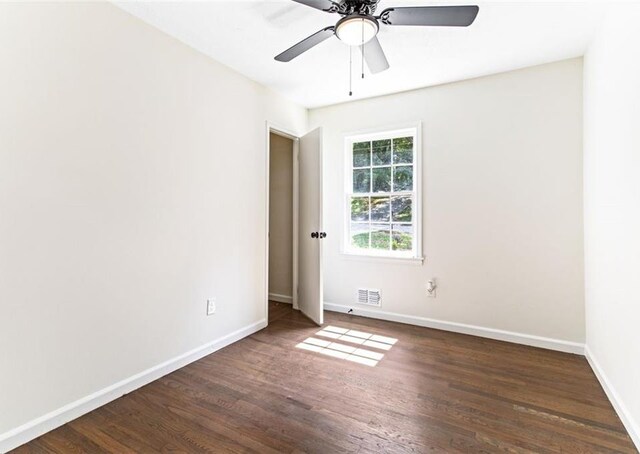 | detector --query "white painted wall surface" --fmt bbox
[583,4,640,447]
[0,2,306,438]
[310,59,585,344]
